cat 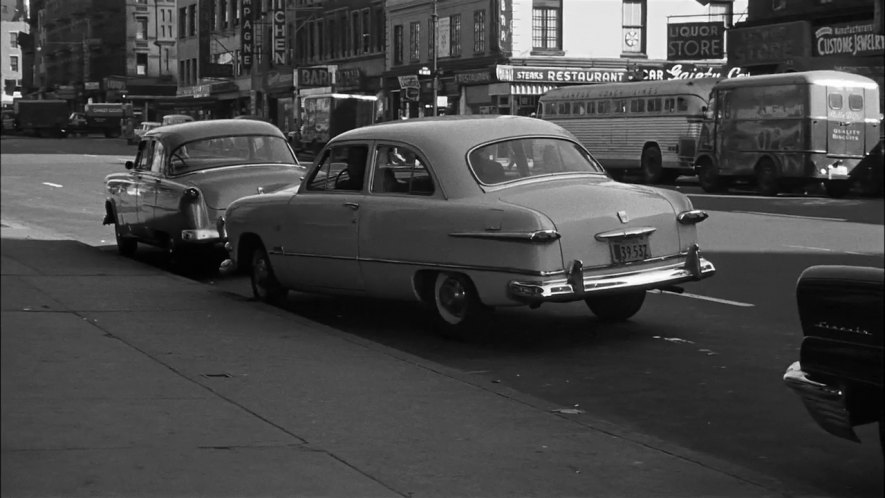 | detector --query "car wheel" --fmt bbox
[640,146,663,185]
[113,222,137,257]
[585,290,646,322]
[433,272,486,340]
[756,162,780,196]
[698,163,725,193]
[250,246,287,304]
[824,180,851,198]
